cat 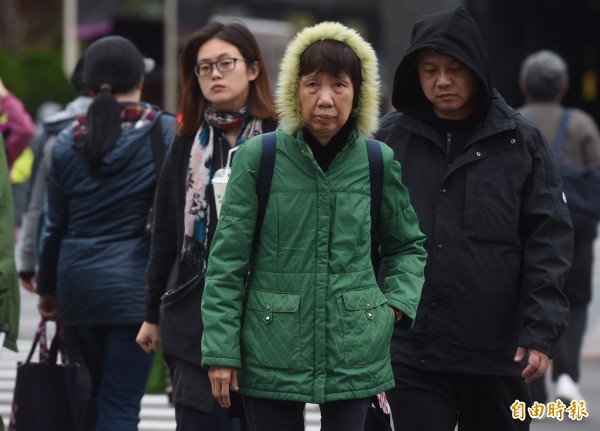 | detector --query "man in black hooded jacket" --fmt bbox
[376,7,573,431]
